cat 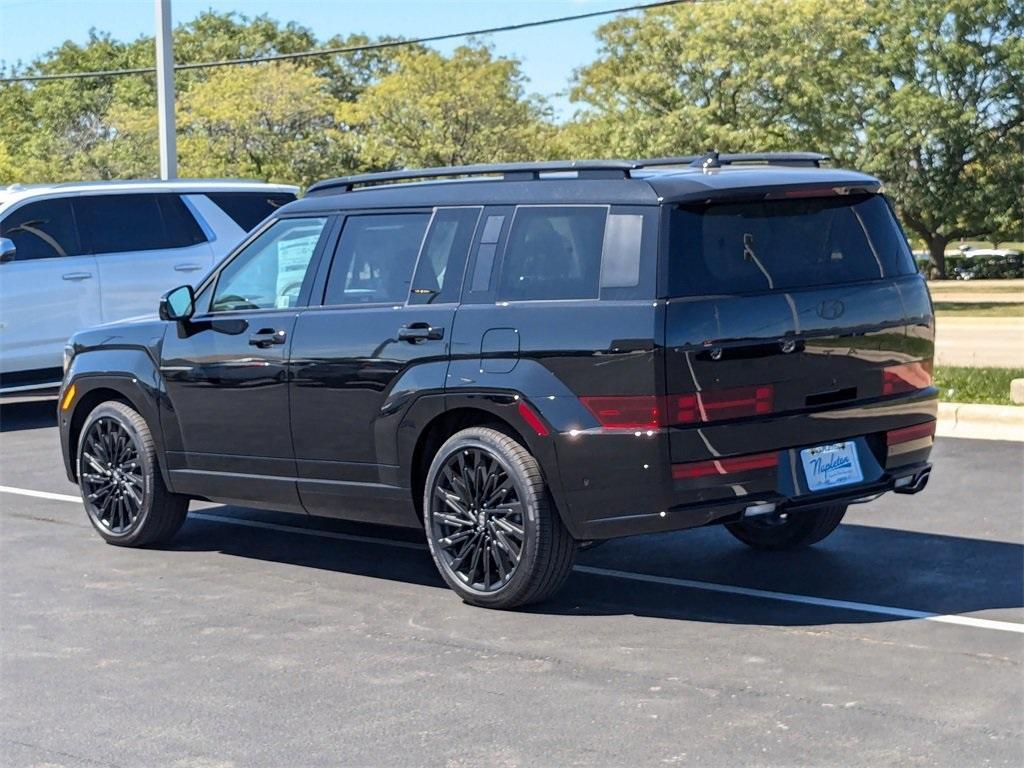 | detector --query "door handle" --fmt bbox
[398,323,444,343]
[248,328,287,348]
[62,272,93,281]
[174,263,203,272]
